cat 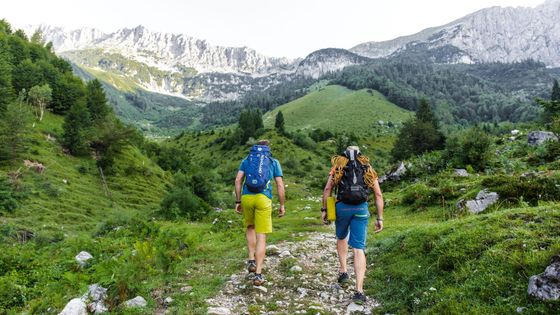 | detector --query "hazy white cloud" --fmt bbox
[3,0,545,58]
